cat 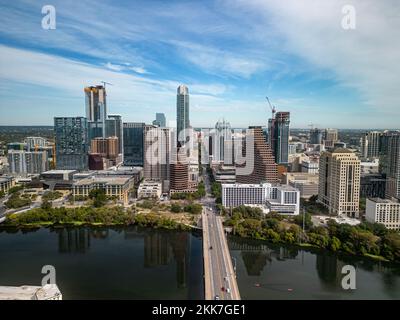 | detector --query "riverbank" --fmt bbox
[223,206,400,263]
[0,206,195,232]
